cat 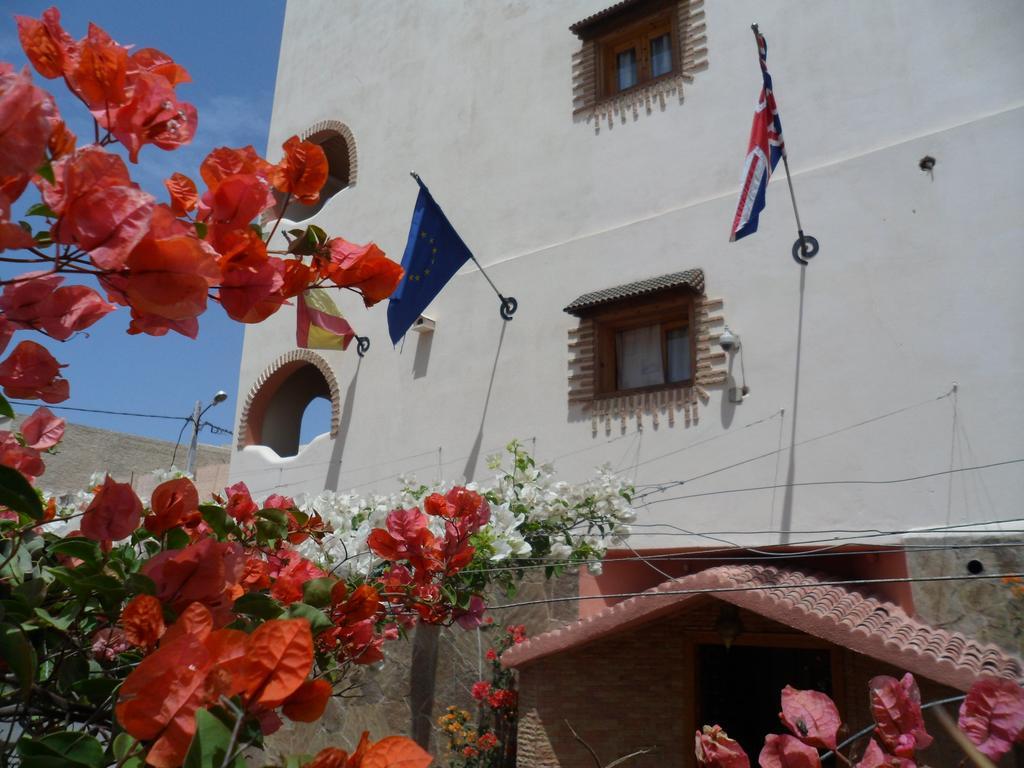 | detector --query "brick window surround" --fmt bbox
[565,269,727,433]
[571,0,708,128]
